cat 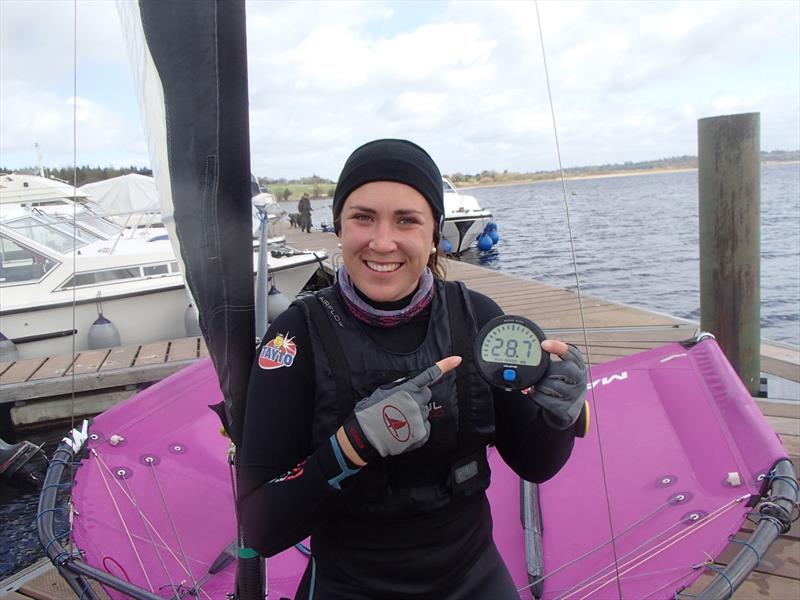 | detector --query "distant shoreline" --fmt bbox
[456,160,799,190]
